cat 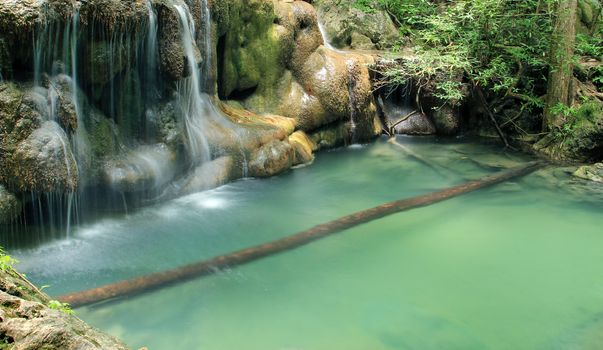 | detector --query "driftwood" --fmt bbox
[59,161,545,308]
[388,109,418,135]
[475,85,515,150]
